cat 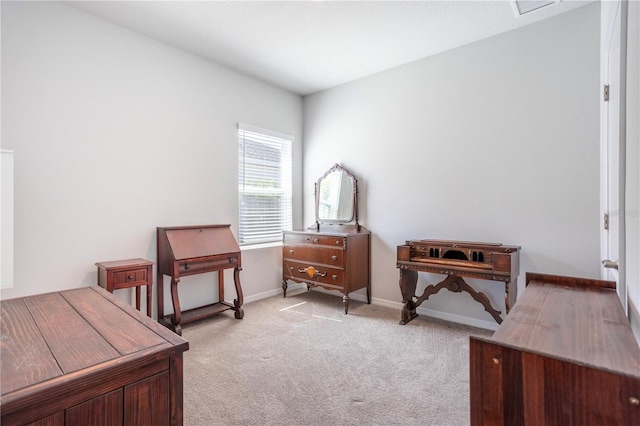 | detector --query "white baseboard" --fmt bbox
[245,286,498,331]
